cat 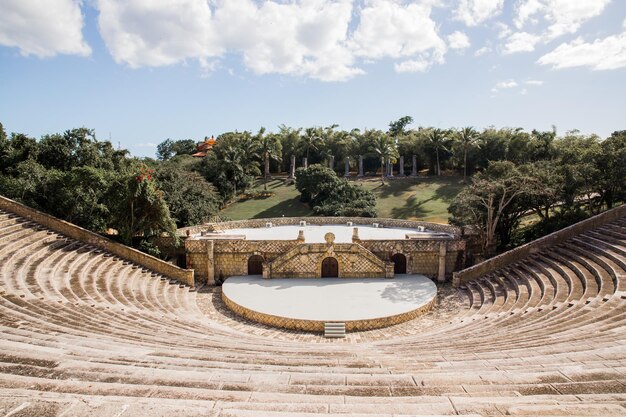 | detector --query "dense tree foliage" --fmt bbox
[155,162,221,227]
[295,165,376,217]
[0,126,220,255]
[1,119,623,257]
